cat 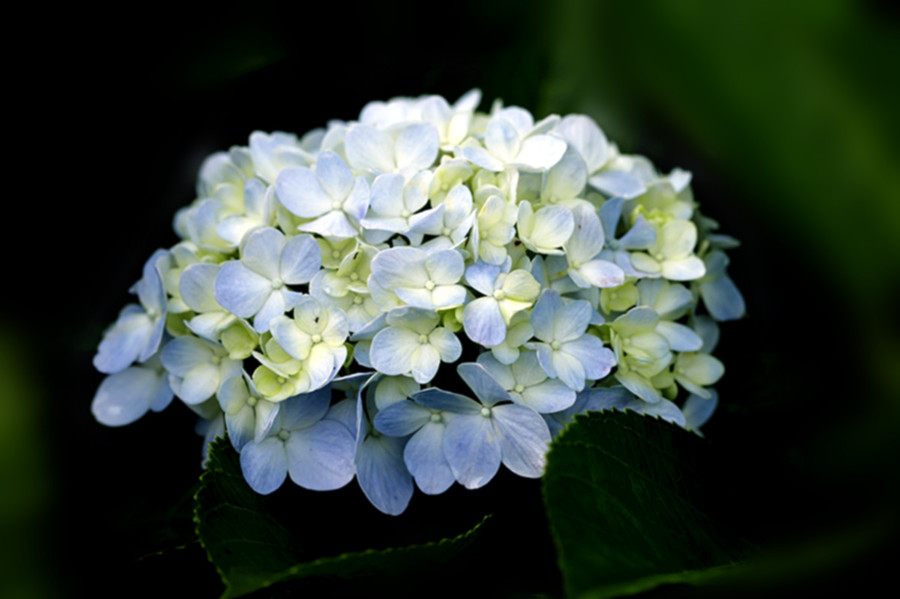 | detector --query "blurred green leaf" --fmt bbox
[542,411,748,598]
[195,436,490,598]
